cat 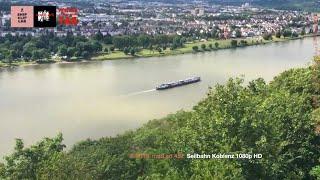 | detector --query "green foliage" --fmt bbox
[239,40,248,46]
[192,46,199,52]
[112,34,183,50]
[94,31,103,41]
[123,47,130,55]
[1,133,65,179]
[283,29,293,37]
[58,45,67,56]
[0,33,103,62]
[215,42,219,48]
[311,166,320,179]
[0,163,4,177]
[292,31,299,38]
[130,48,136,56]
[262,33,273,40]
[157,47,163,53]
[231,40,238,47]
[201,44,206,50]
